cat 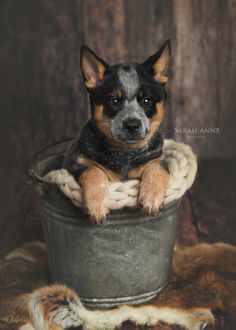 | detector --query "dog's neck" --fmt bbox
[76,119,163,176]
